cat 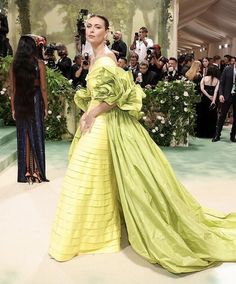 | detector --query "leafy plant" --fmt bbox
[0,56,77,138]
[0,56,15,126]
[141,80,200,146]
[45,67,77,140]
